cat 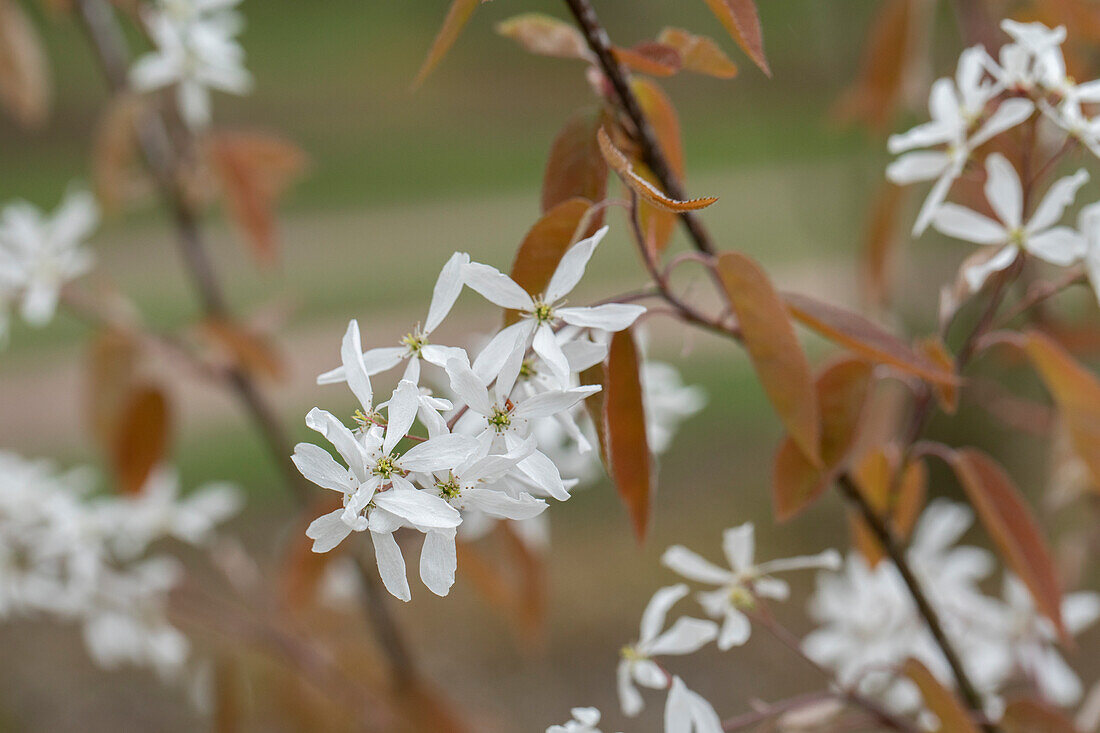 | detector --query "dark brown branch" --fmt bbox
[836,474,991,726]
[75,0,423,703]
[562,0,716,254]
